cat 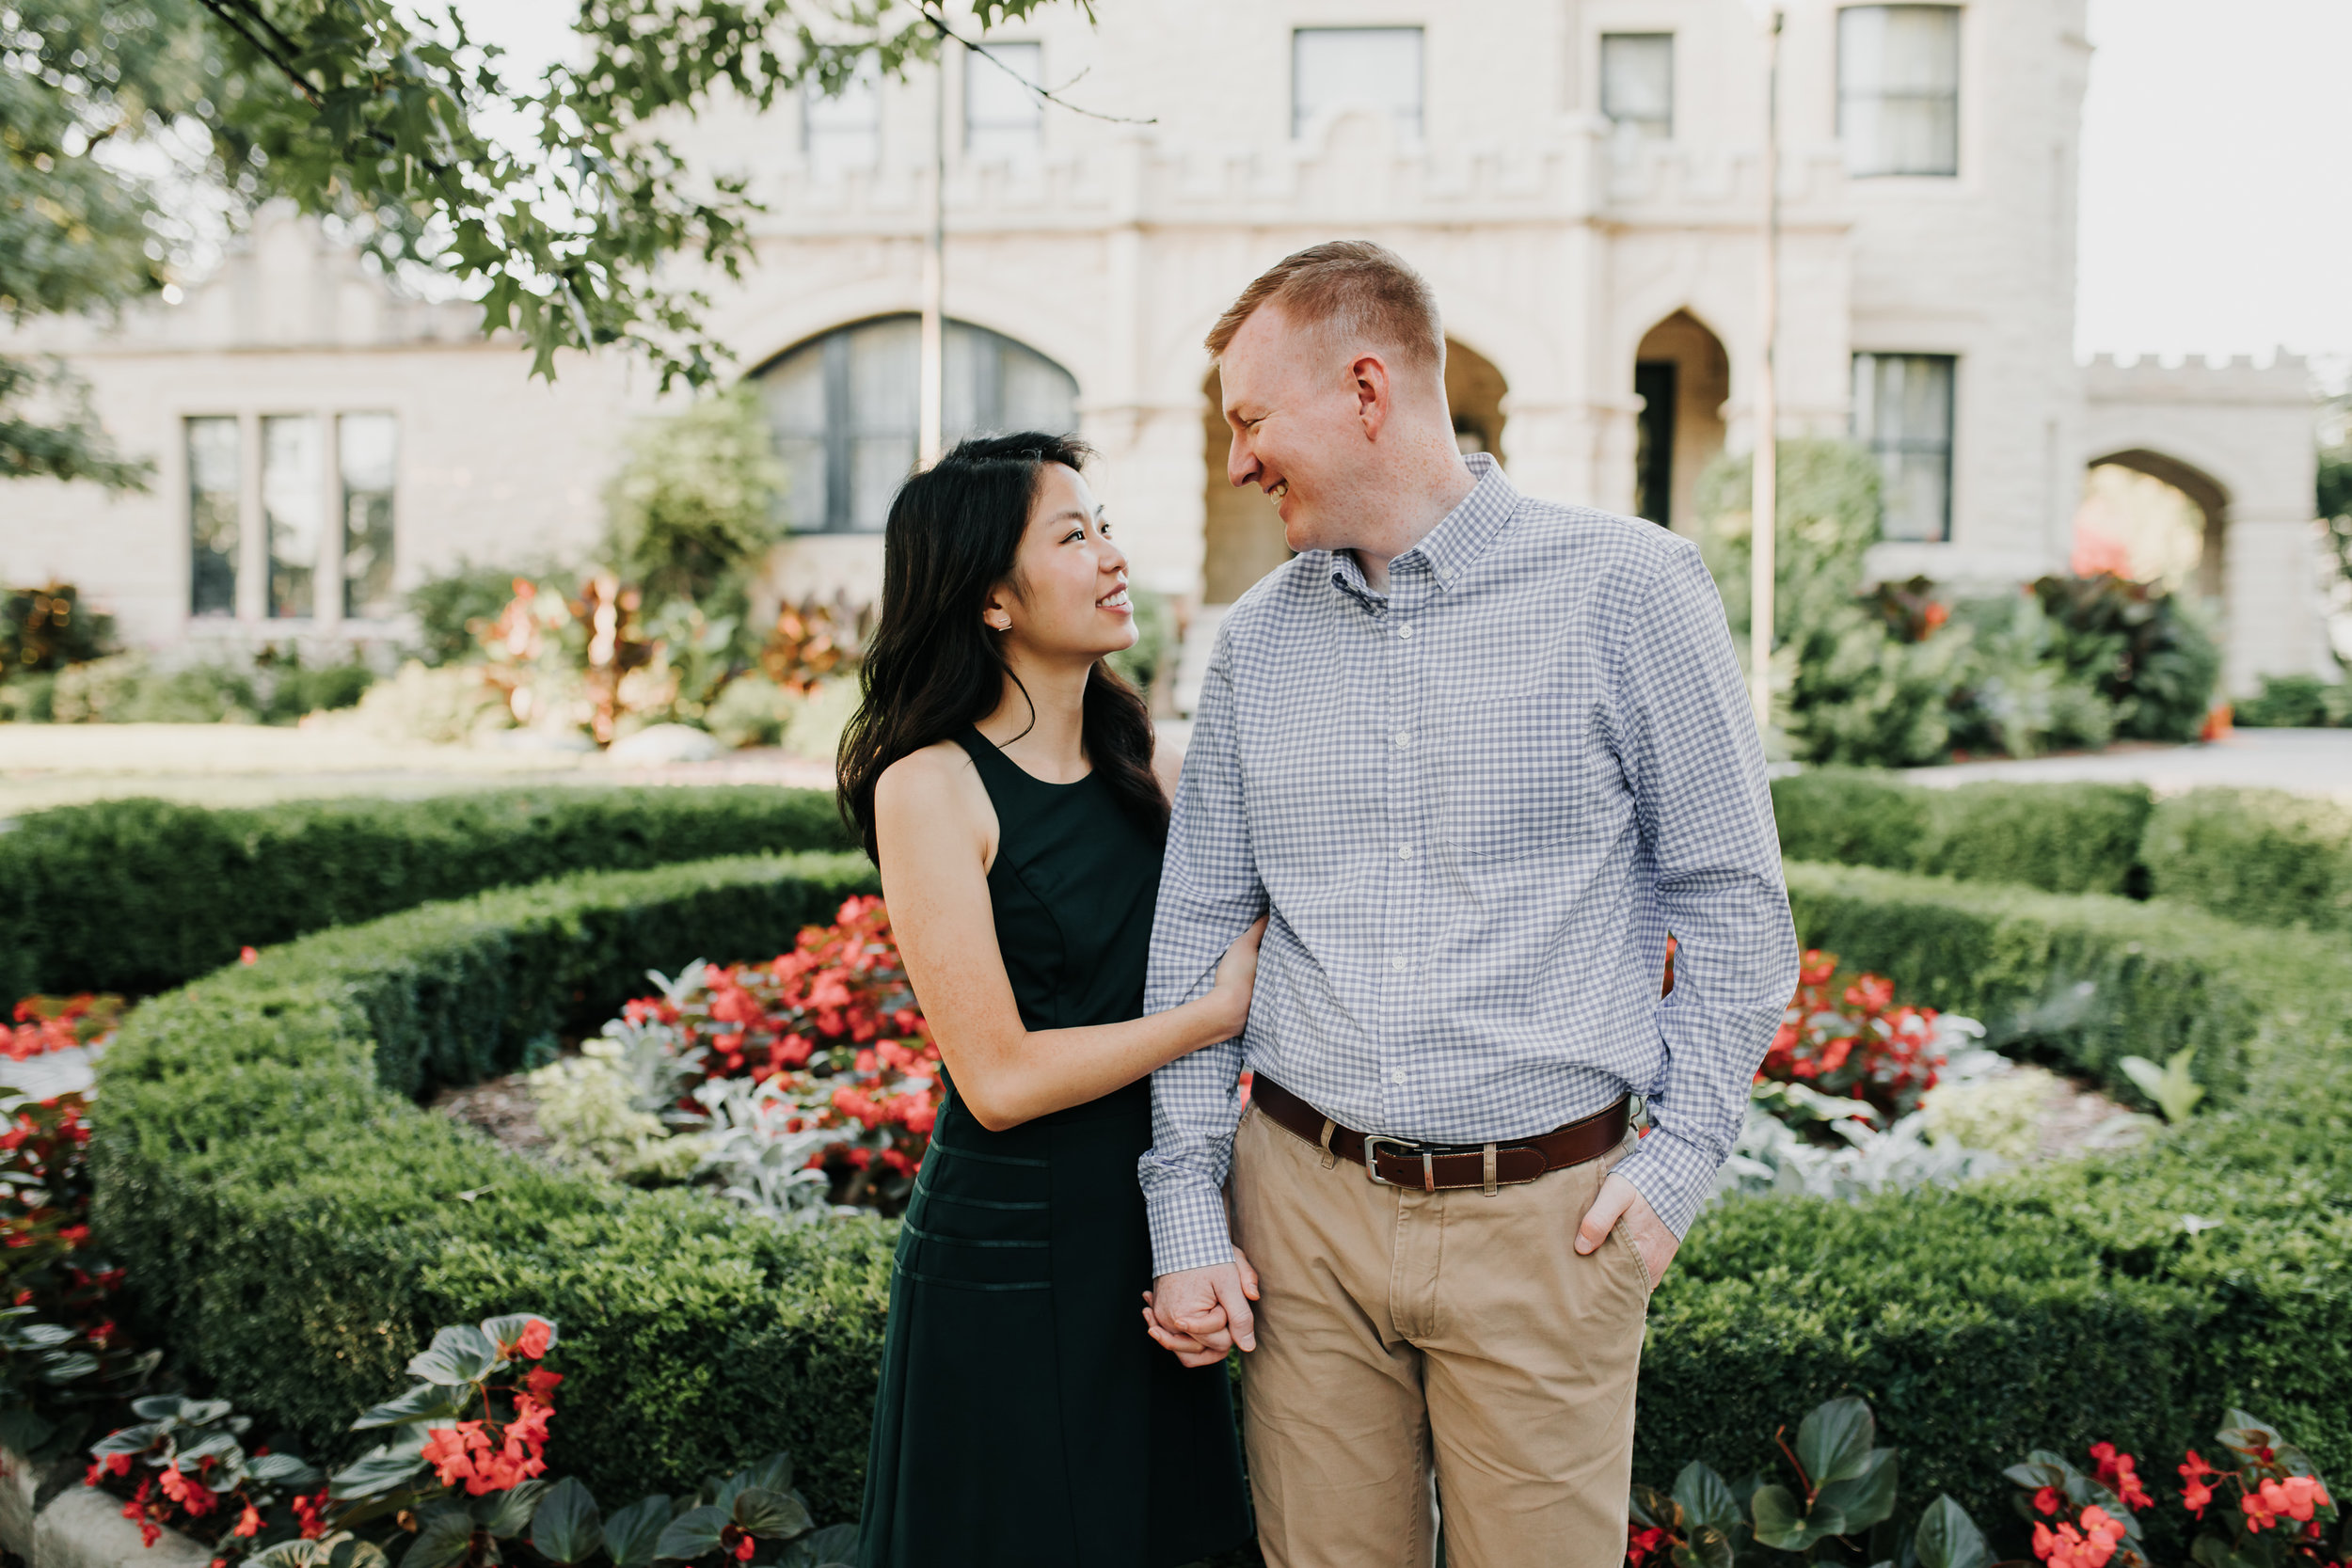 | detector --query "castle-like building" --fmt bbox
[3,0,2331,696]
